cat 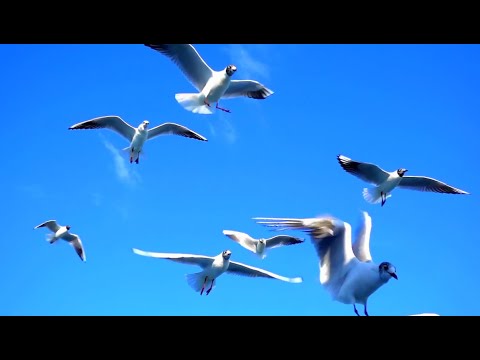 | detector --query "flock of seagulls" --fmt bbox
[32,44,471,315]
